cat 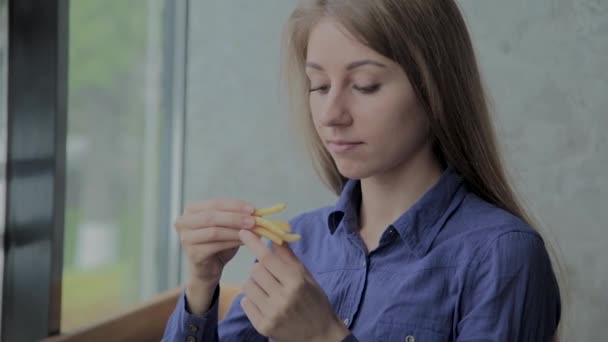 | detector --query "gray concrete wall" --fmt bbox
[182,0,335,285]
[183,1,607,340]
[459,1,608,339]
